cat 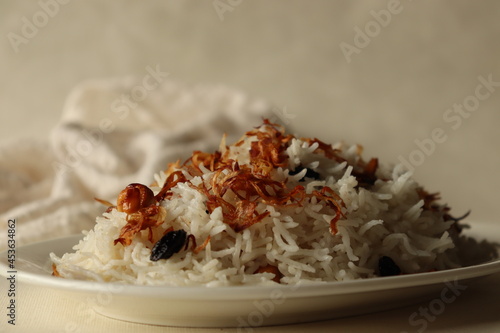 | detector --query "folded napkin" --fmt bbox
[0,77,272,250]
